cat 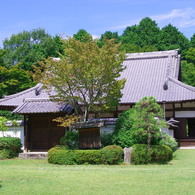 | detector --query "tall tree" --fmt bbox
[157,24,190,56]
[34,38,126,121]
[98,31,120,47]
[132,97,166,150]
[181,48,195,86]
[190,33,195,47]
[136,17,160,47]
[0,65,34,98]
[3,28,62,71]
[73,29,92,43]
[120,18,159,52]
